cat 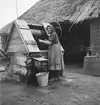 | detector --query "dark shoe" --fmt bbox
[49,78,55,82]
